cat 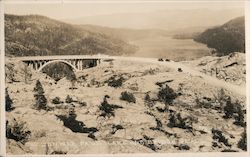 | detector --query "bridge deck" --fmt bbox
[13,55,111,61]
